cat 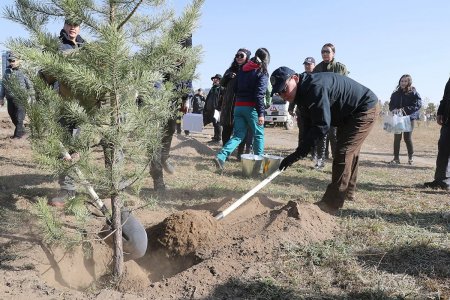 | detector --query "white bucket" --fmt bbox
[262,154,283,177]
[241,154,264,177]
